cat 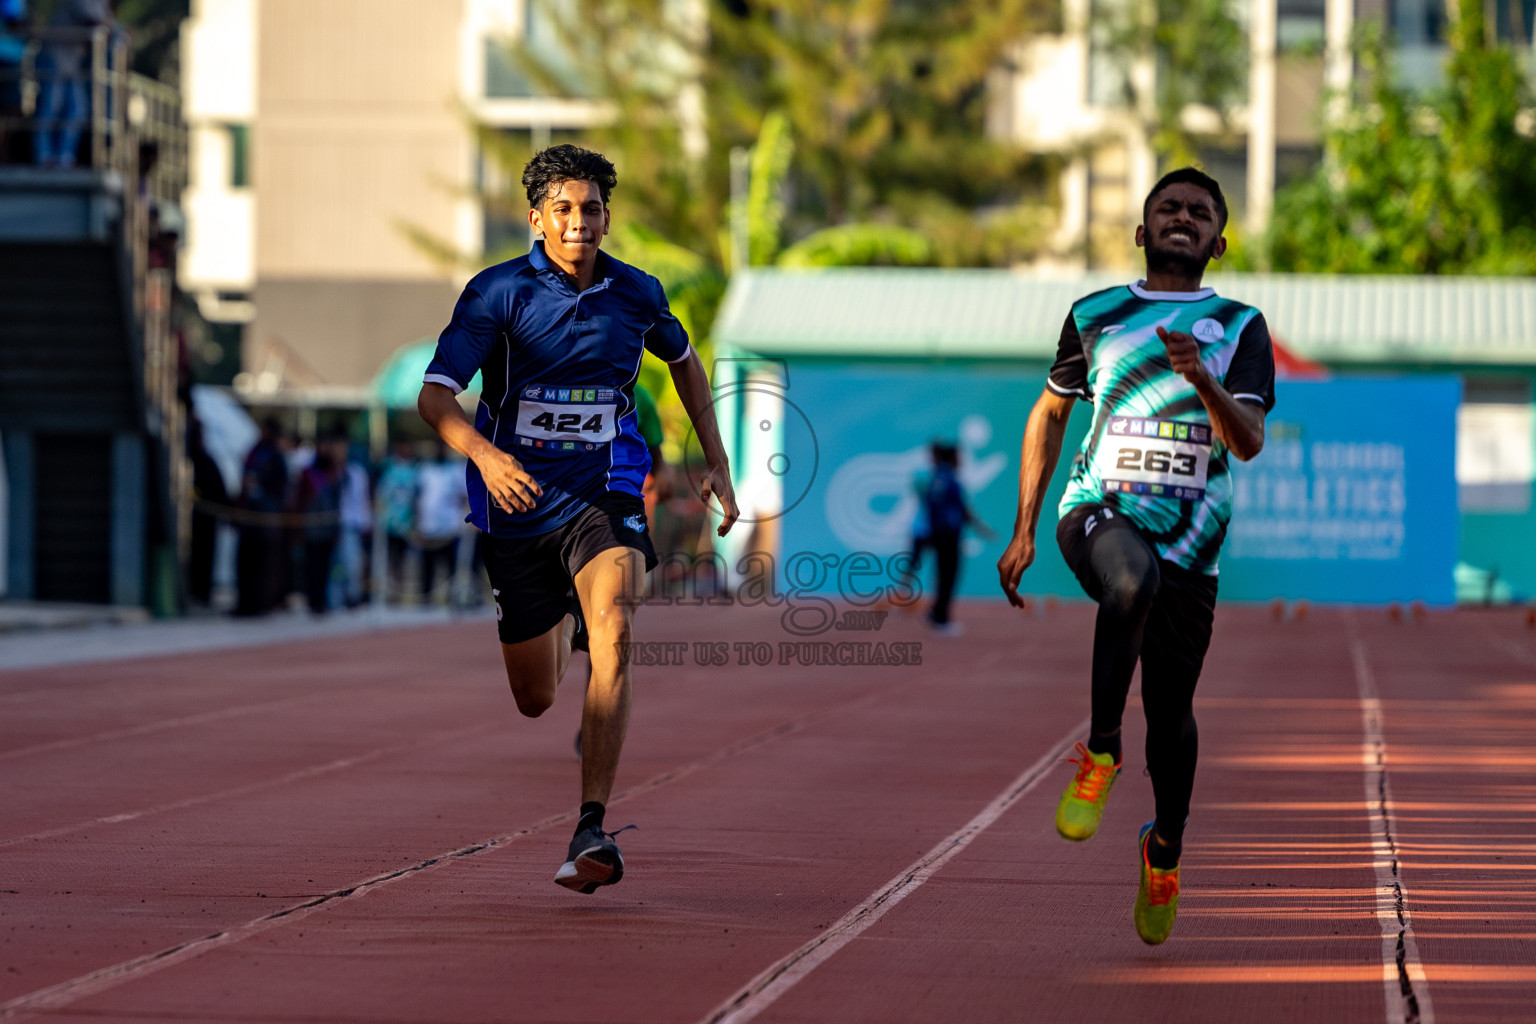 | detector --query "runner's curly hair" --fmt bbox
[522,144,618,208]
